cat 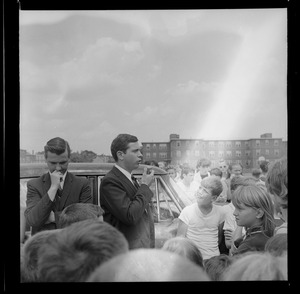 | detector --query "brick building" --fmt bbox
[142,133,287,171]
